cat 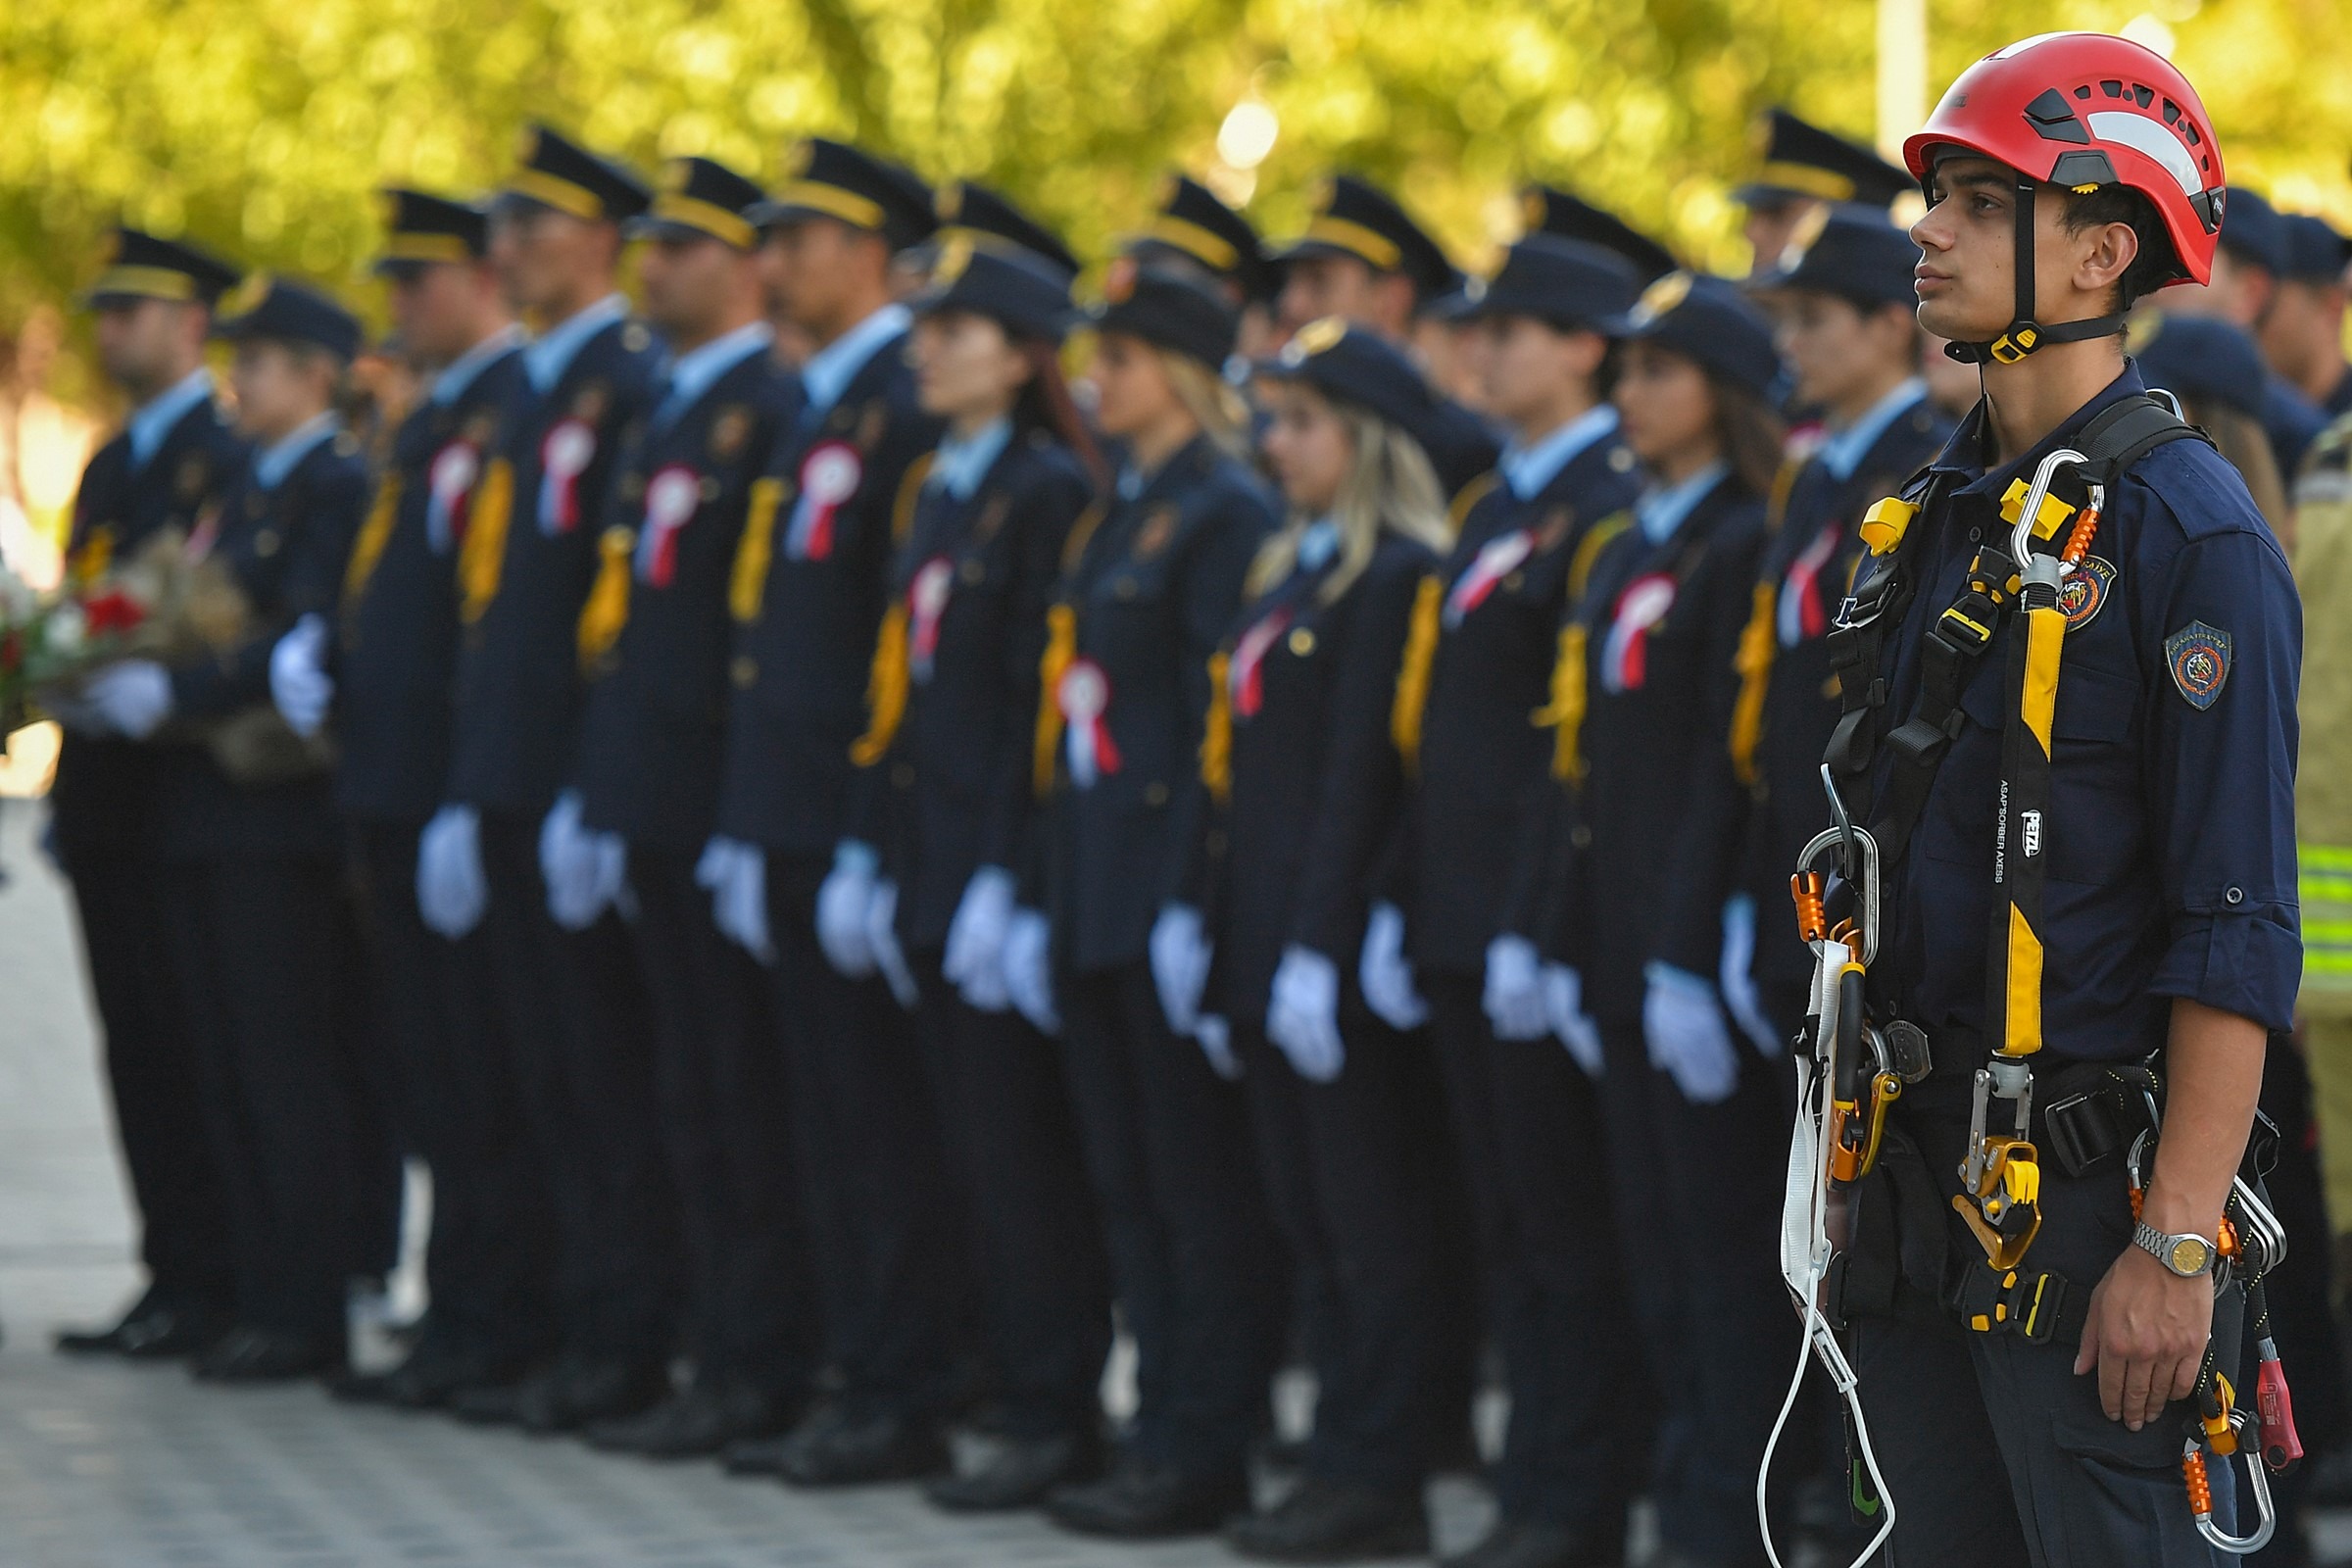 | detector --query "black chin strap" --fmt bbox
[1945,173,2125,366]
